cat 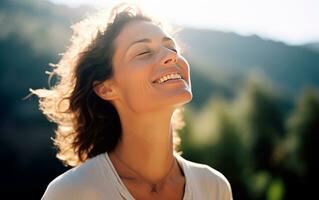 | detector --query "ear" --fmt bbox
[93,79,118,101]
